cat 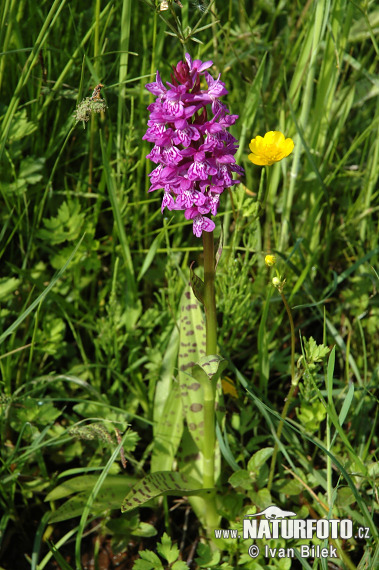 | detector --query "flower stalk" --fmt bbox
[201,230,220,539]
[203,231,217,356]
[202,230,217,488]
[267,281,297,492]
